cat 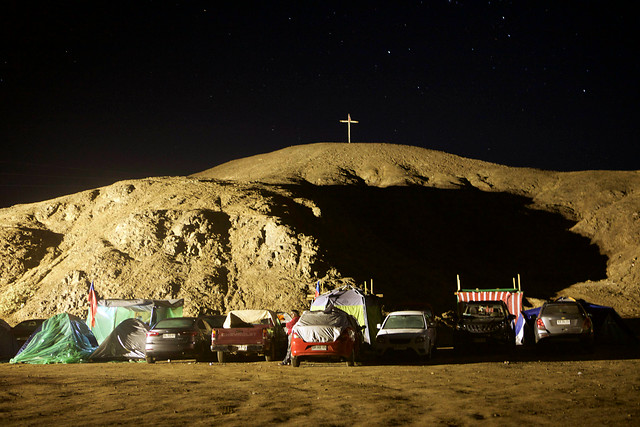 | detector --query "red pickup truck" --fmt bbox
[211,310,287,362]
